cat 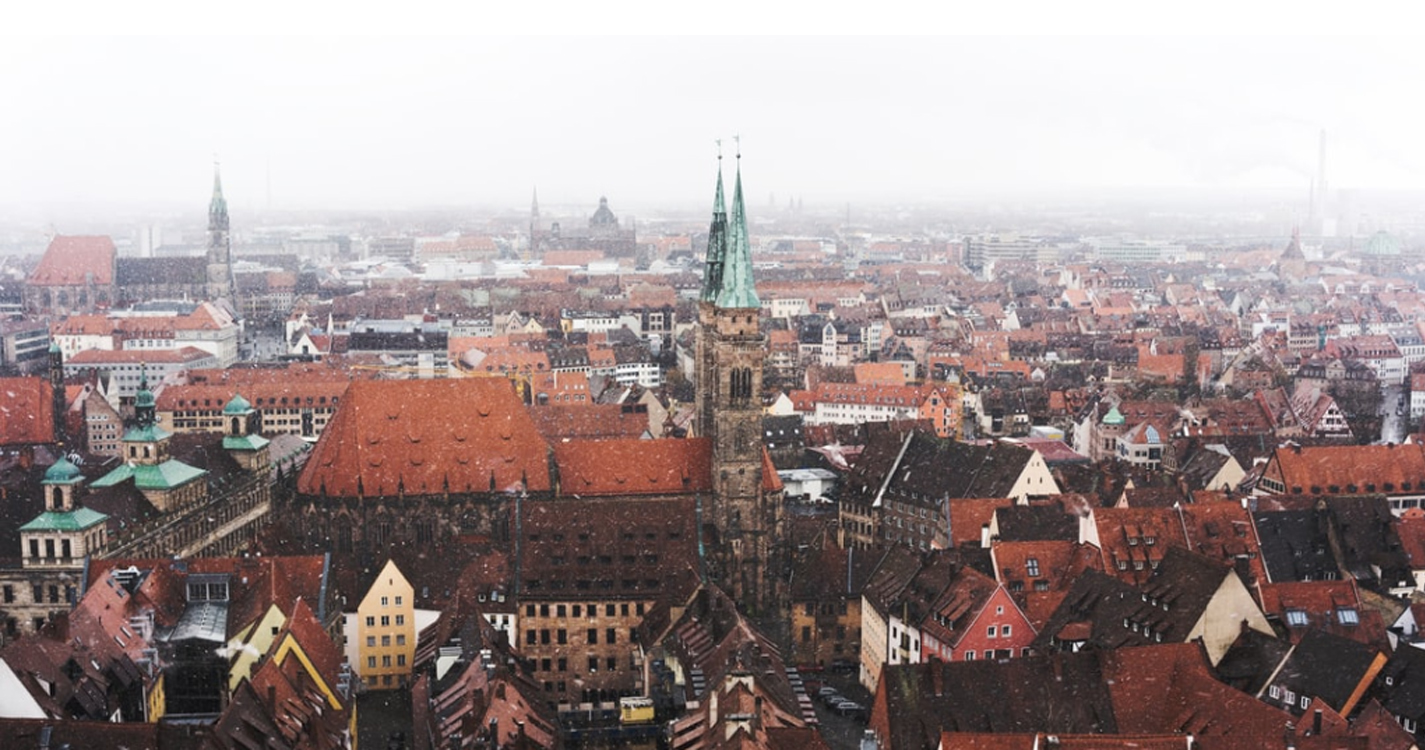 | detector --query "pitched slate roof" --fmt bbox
[298,377,552,497]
